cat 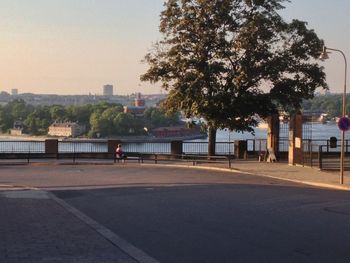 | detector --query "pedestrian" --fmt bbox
[115,144,126,162]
